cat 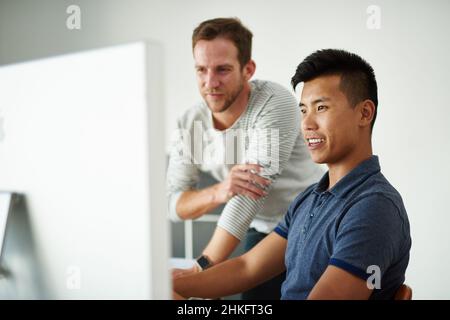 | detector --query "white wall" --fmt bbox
[1,0,449,299]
